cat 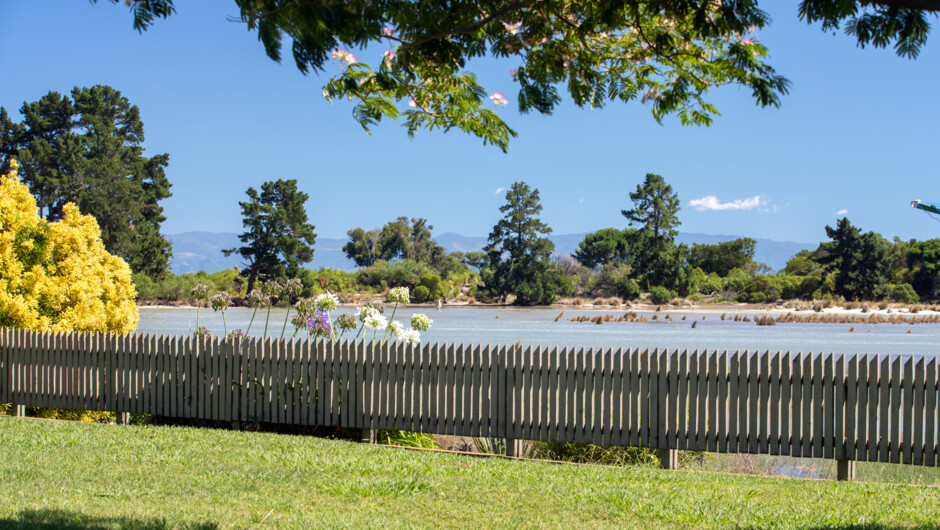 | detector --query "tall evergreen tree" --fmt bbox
[224,179,317,292]
[621,173,682,288]
[481,181,570,305]
[0,86,172,278]
[907,239,940,298]
[818,217,889,300]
